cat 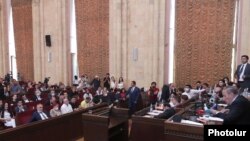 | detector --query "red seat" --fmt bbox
[25,101,40,111]
[15,110,34,126]
[44,105,53,113]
